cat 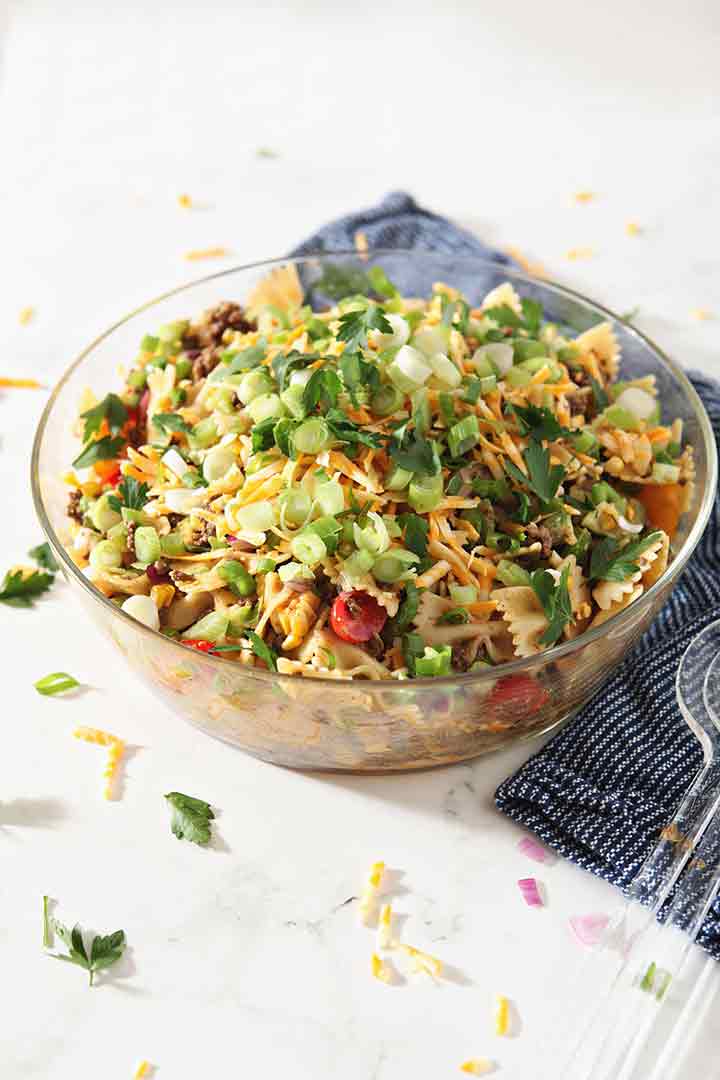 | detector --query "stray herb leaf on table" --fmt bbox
[0,568,54,607]
[165,791,215,846]
[45,901,126,986]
